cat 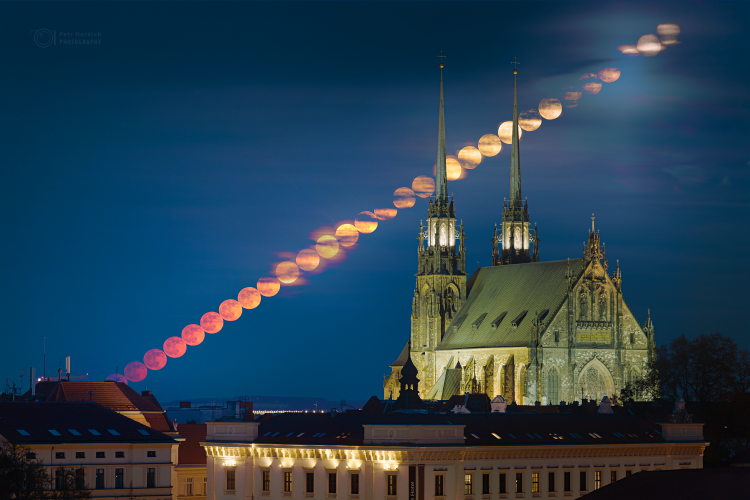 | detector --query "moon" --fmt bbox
[124,361,147,382]
[446,157,462,180]
[200,311,224,333]
[181,324,205,346]
[335,223,359,247]
[296,249,320,271]
[238,287,262,309]
[519,110,542,132]
[637,34,662,57]
[276,261,300,284]
[163,337,187,358]
[458,147,482,169]
[597,68,621,83]
[618,45,639,56]
[582,82,602,95]
[498,121,523,144]
[478,134,502,156]
[657,23,680,45]
[143,349,167,370]
[257,277,281,297]
[374,208,397,220]
[316,235,340,258]
[105,373,128,384]
[411,176,435,198]
[219,299,243,320]
[354,212,378,234]
[393,187,416,209]
[538,98,562,120]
